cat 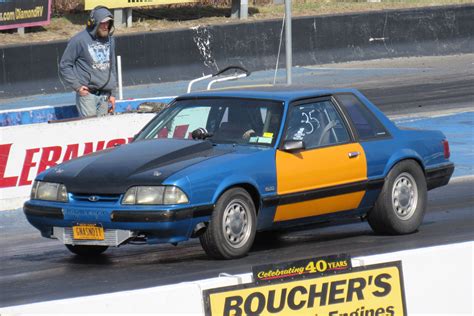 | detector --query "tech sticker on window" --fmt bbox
[249,136,272,144]
[258,137,272,144]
